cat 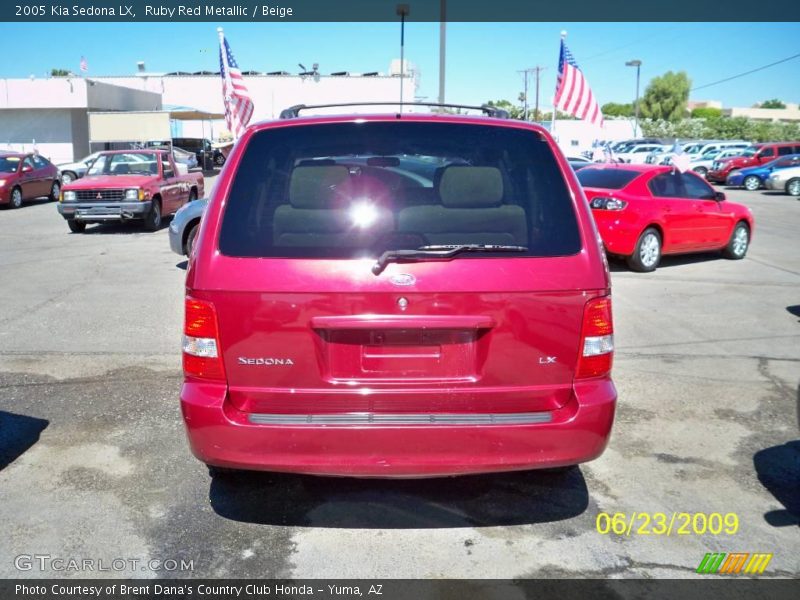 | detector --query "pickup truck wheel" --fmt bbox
[49,181,61,202]
[9,187,23,209]
[143,199,162,231]
[185,222,199,256]
[67,219,85,233]
[626,227,661,273]
[787,178,800,197]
